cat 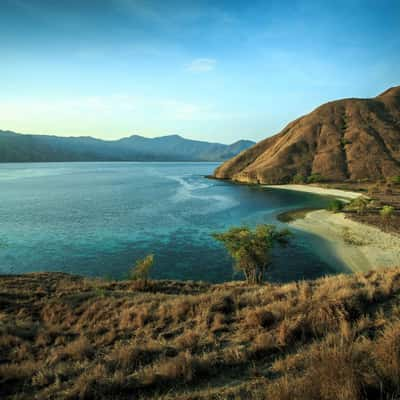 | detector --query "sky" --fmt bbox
[1,0,399,143]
